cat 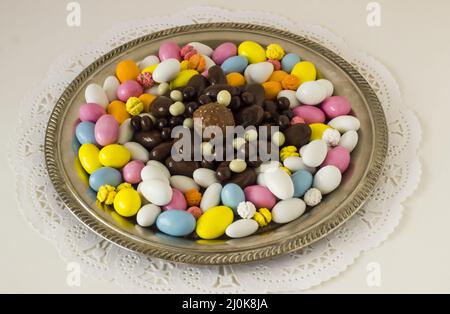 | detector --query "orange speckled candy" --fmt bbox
[116,60,140,83]
[262,81,282,100]
[281,74,301,90]
[185,188,202,207]
[226,72,246,86]
[108,100,130,124]
[139,93,157,112]
[269,70,289,82]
